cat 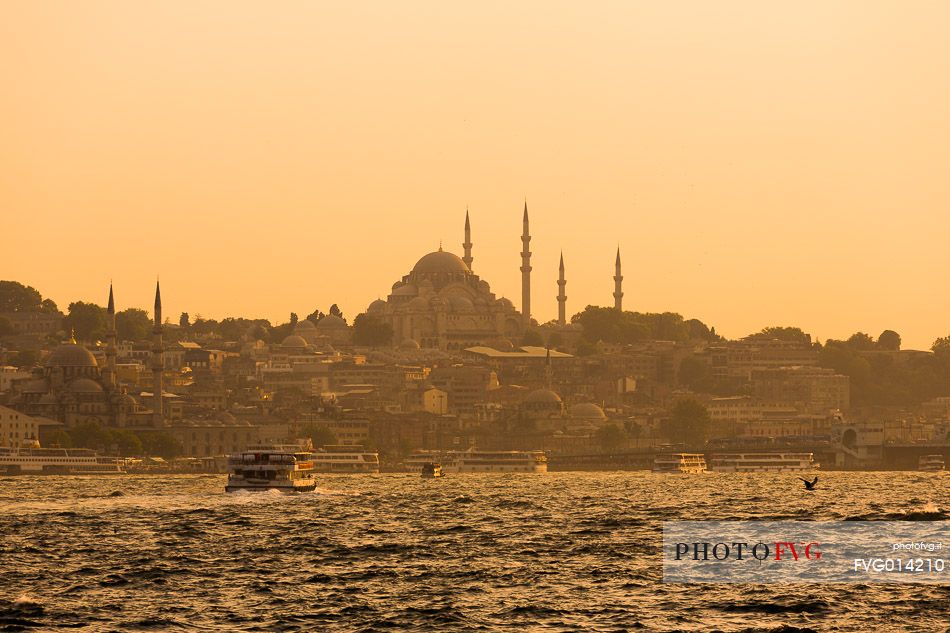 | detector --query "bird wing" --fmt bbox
[812,476,819,485]
[798,477,809,484]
